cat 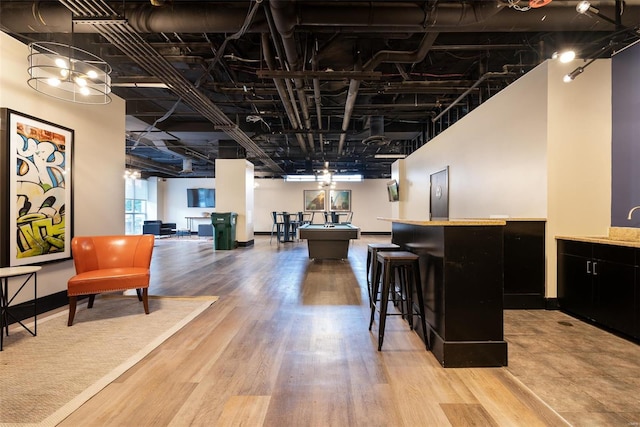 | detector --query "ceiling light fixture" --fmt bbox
[575,1,618,26]
[124,169,141,179]
[27,41,112,104]
[552,50,576,63]
[563,66,584,82]
[318,163,336,189]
